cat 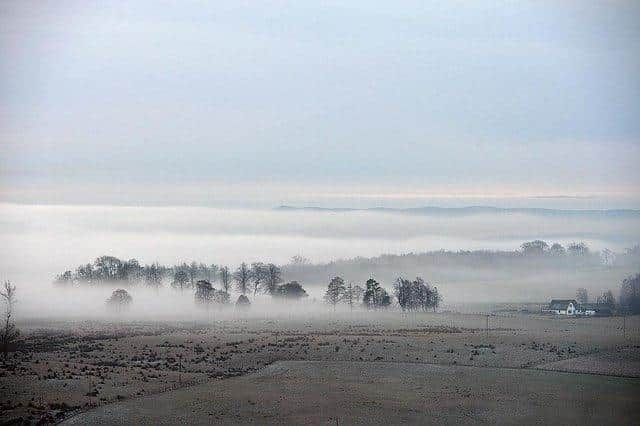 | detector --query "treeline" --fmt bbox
[287,241,639,274]
[283,242,640,289]
[323,276,441,311]
[55,241,638,288]
[55,257,286,296]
